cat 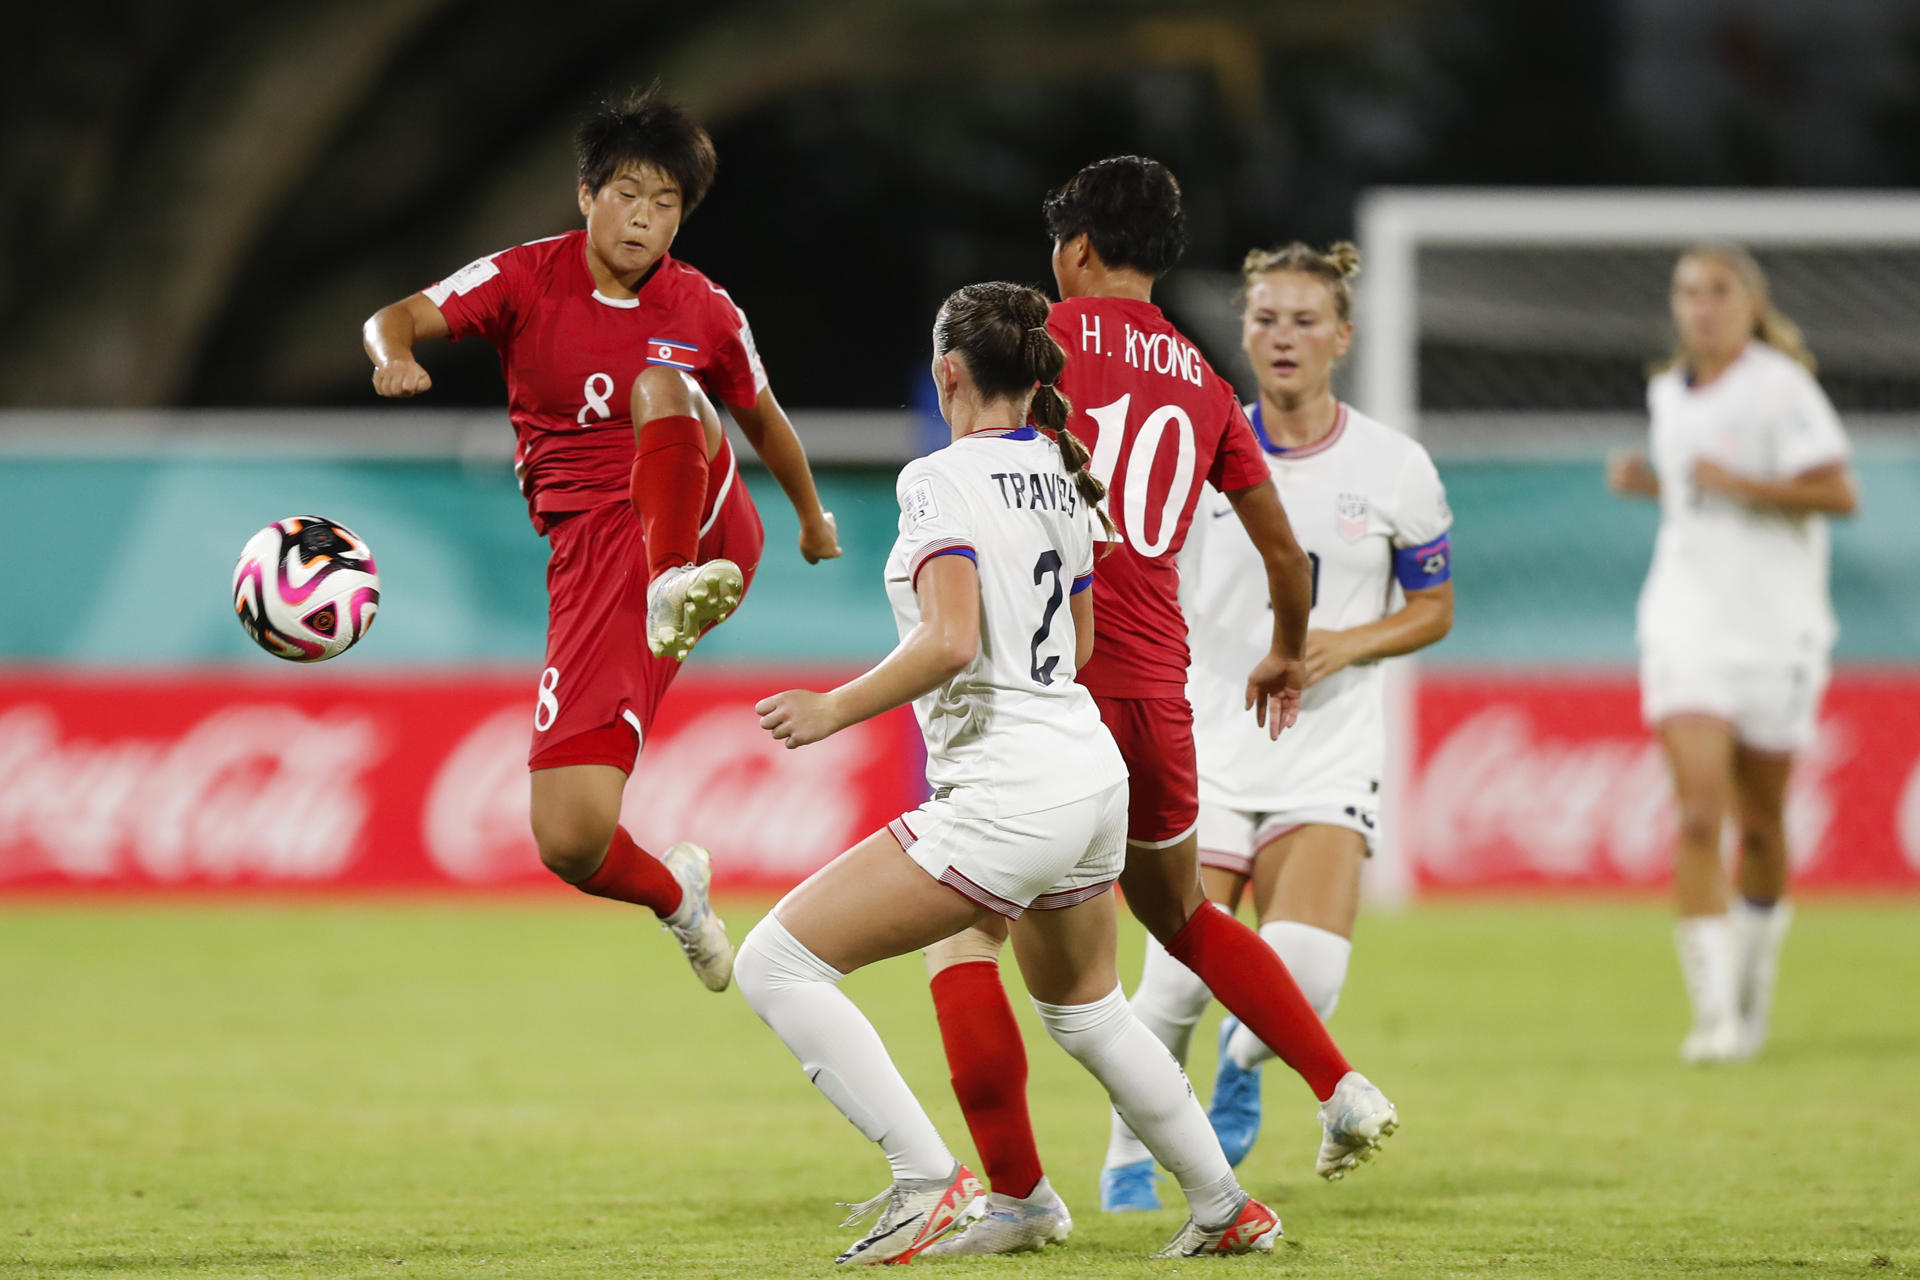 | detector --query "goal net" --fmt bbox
[1353,190,1920,902]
